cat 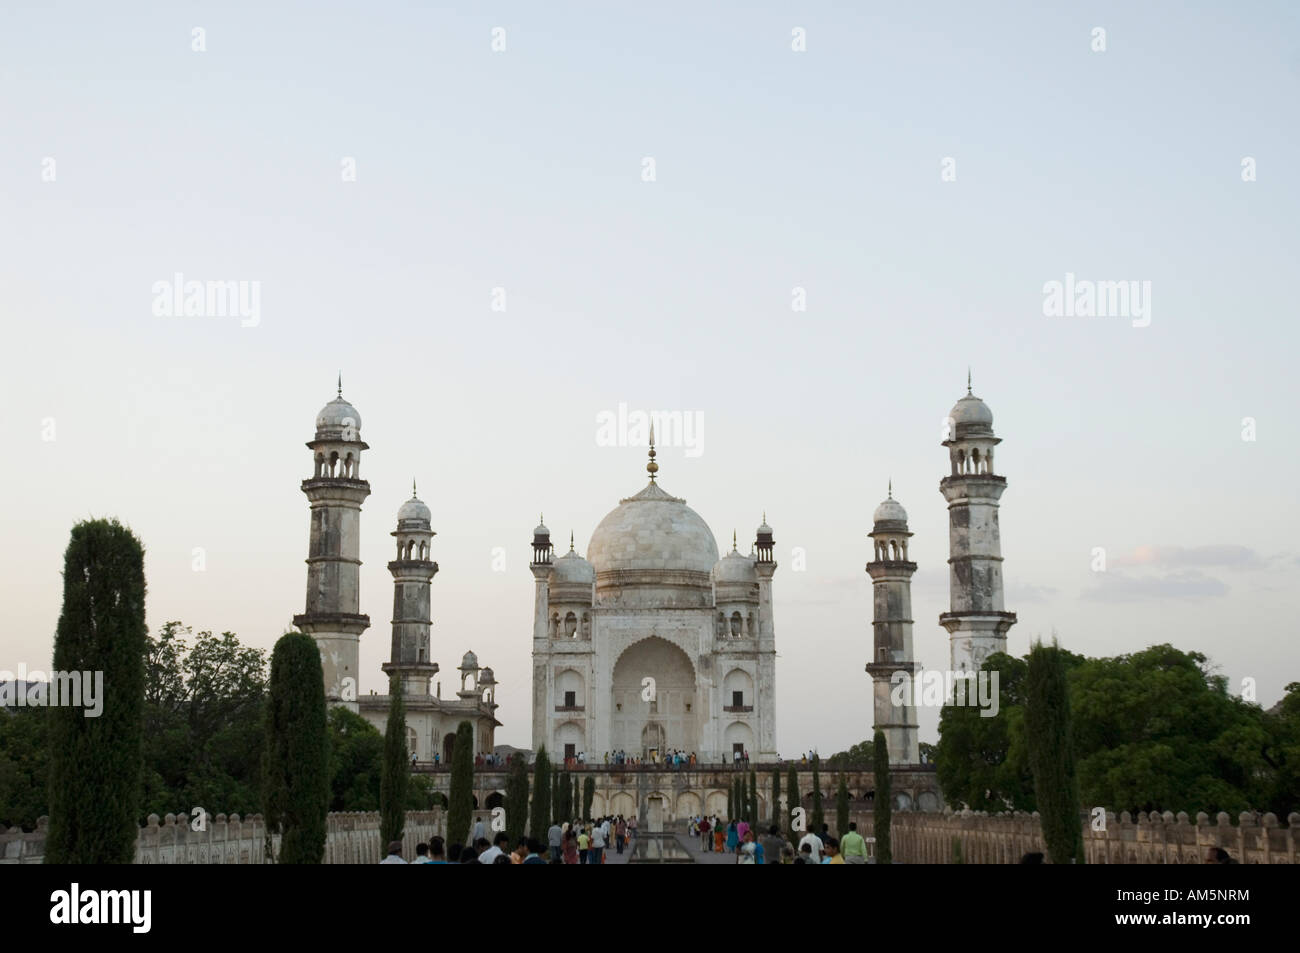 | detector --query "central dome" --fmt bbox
[587,481,719,578]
